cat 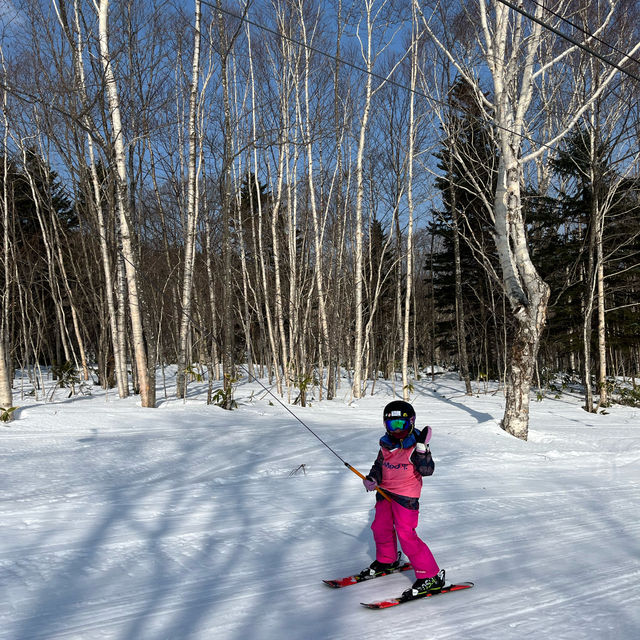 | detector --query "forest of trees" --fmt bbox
[1,0,639,438]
